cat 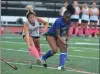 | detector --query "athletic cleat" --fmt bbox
[29,65,32,69]
[94,35,97,38]
[88,35,92,38]
[41,57,47,68]
[36,58,41,65]
[43,63,47,68]
[57,66,65,71]
[67,58,70,61]
[29,62,32,69]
